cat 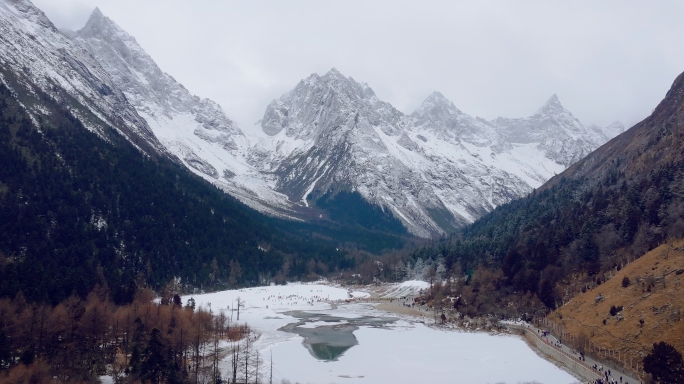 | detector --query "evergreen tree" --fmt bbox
[644,342,684,384]
[139,328,167,384]
[0,329,11,370]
